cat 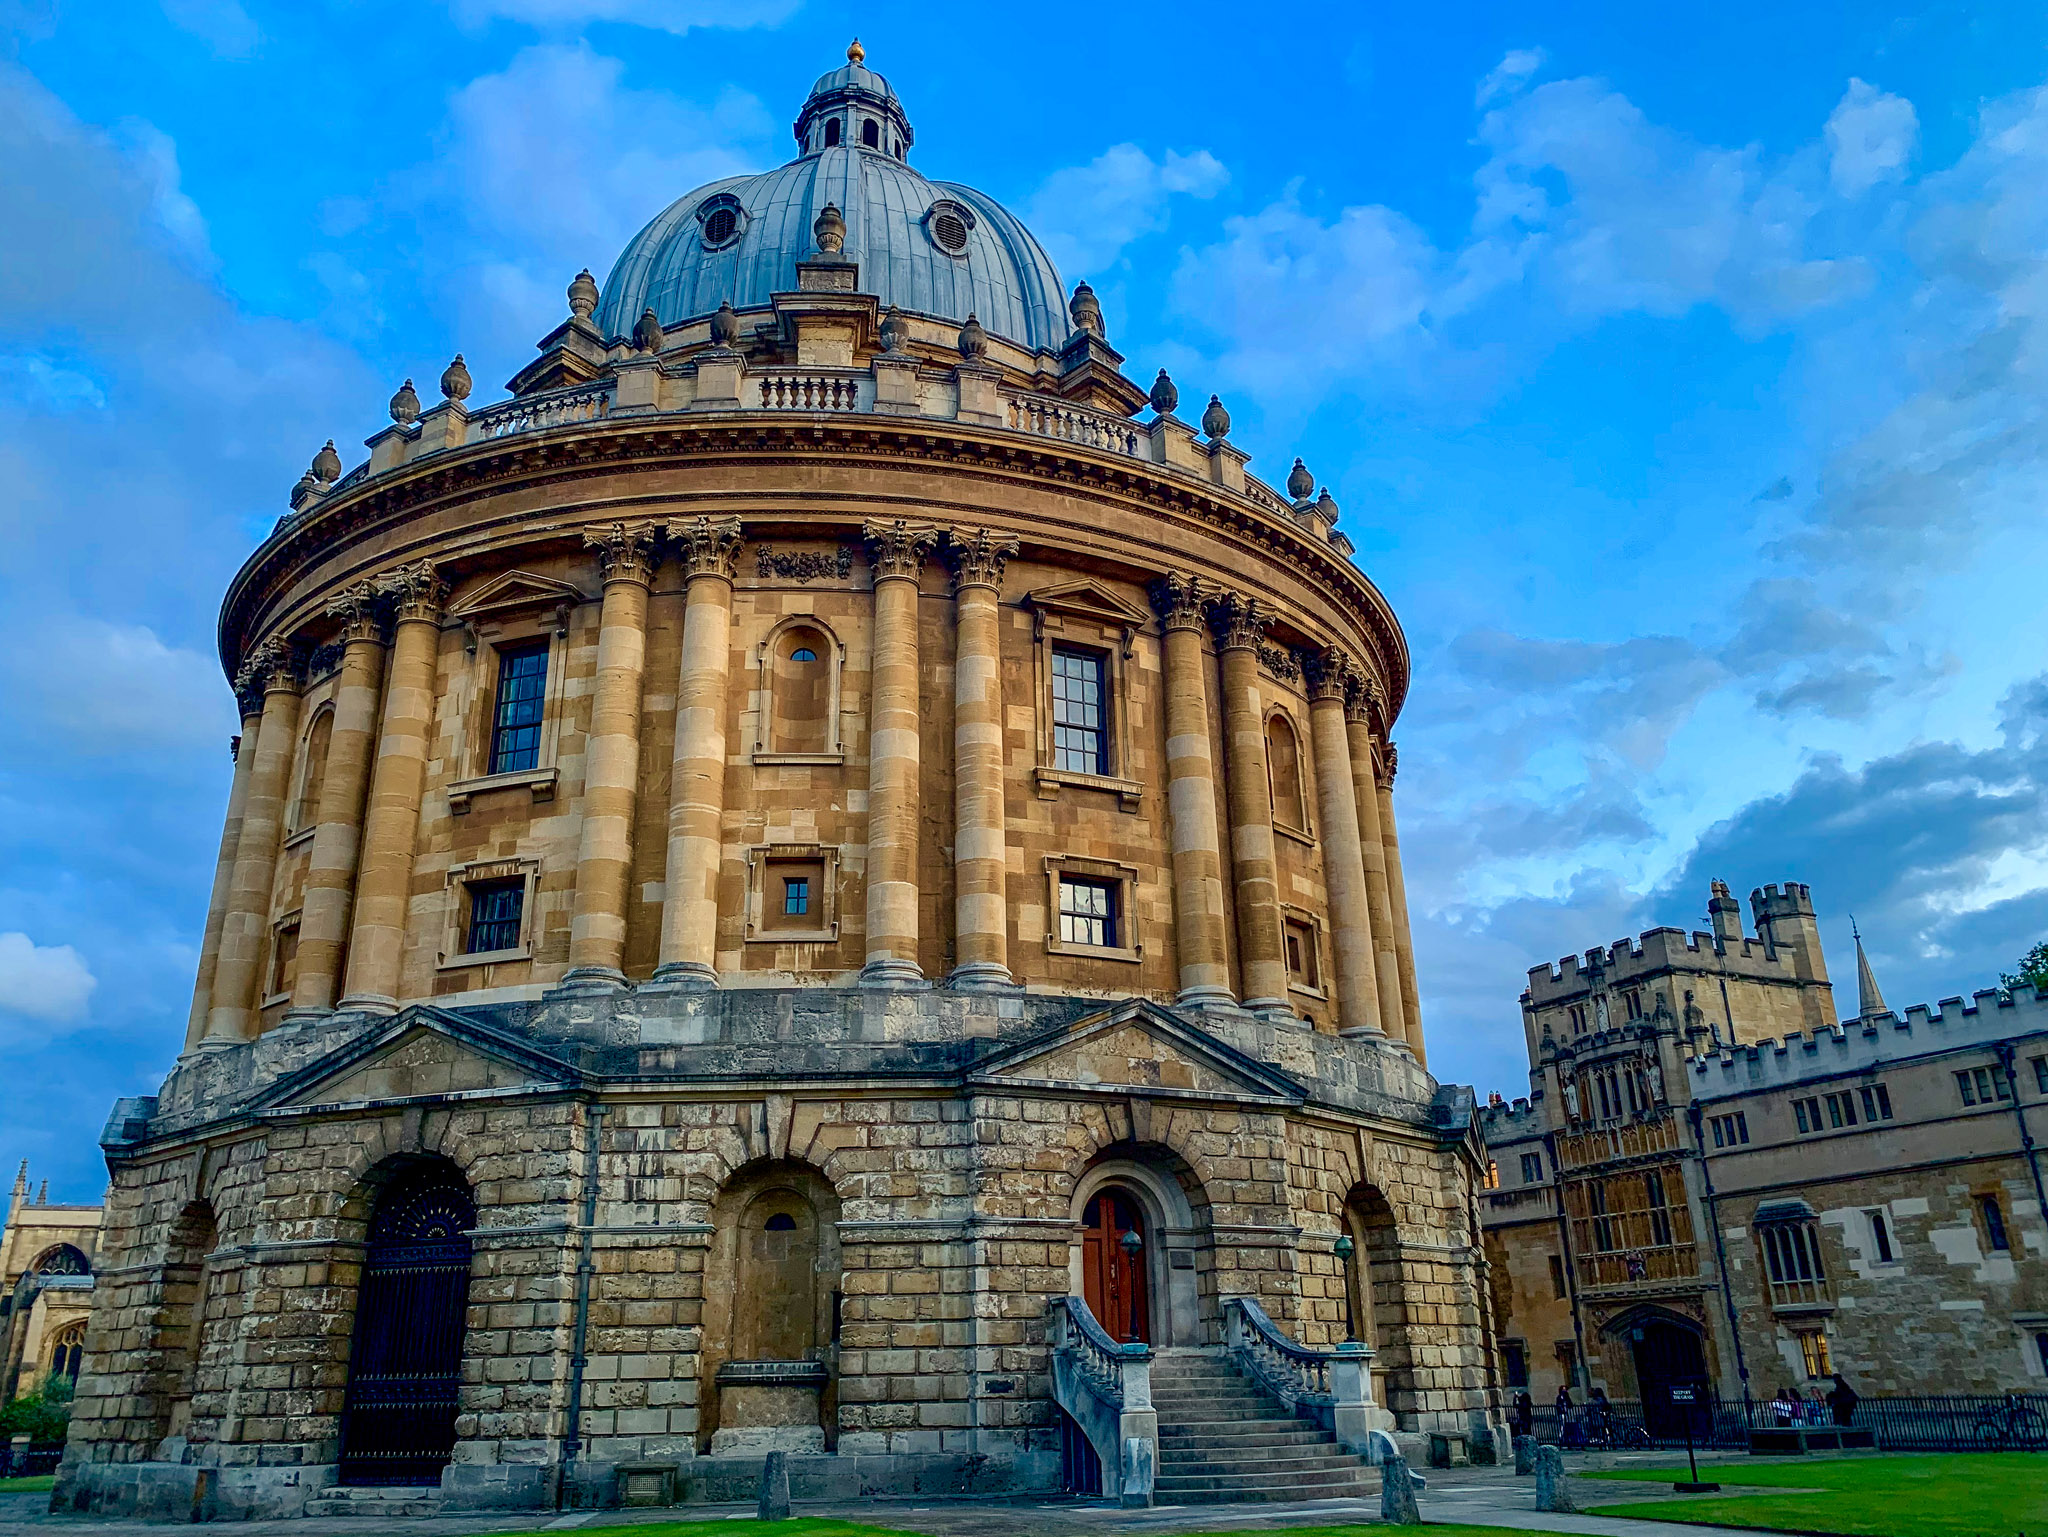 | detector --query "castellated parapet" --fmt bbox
[1689,984,2048,1096]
